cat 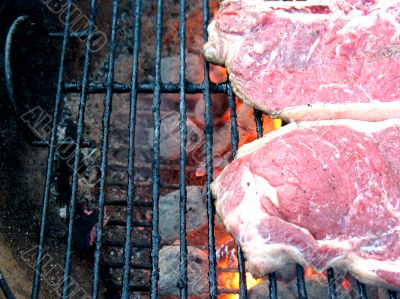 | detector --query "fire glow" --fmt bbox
[216,238,264,297]
[220,272,264,299]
